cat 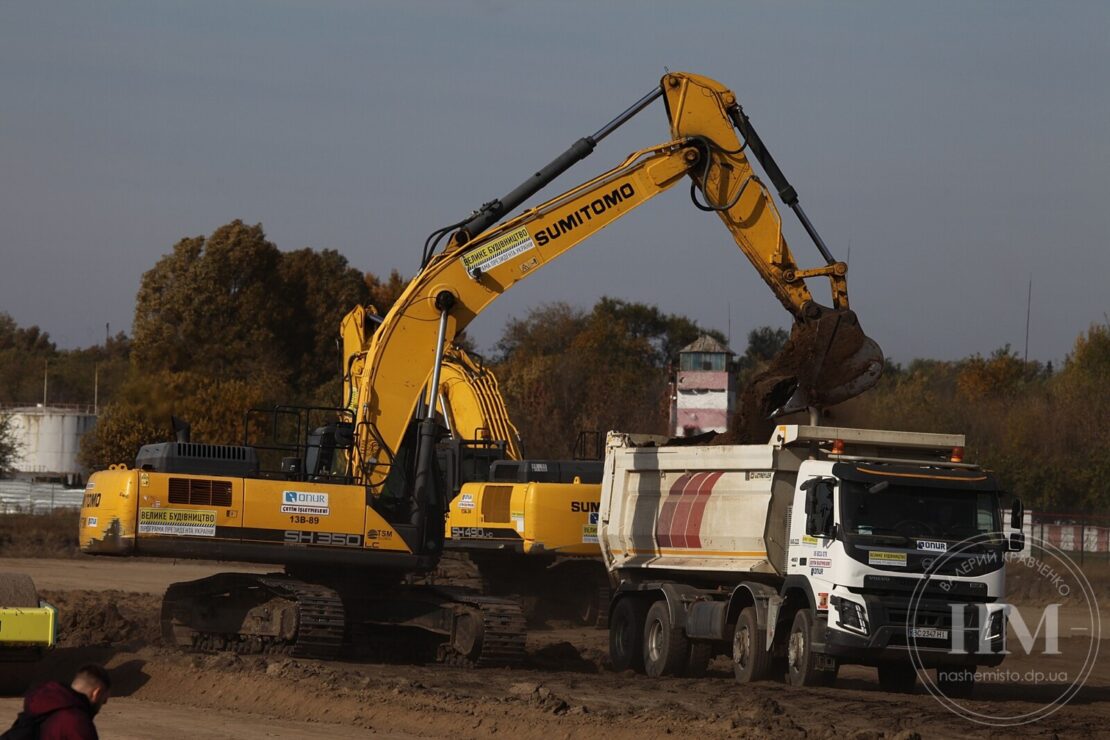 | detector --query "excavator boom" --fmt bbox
[352,72,883,489]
